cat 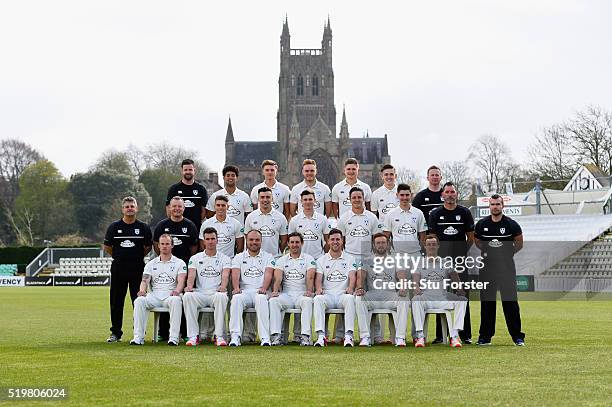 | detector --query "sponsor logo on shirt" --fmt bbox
[382,203,397,214]
[488,239,503,248]
[272,201,280,210]
[184,200,195,208]
[120,240,135,248]
[327,270,347,282]
[443,226,459,236]
[398,224,416,235]
[285,269,304,281]
[302,230,318,241]
[200,266,220,278]
[172,237,183,246]
[373,270,393,282]
[153,272,175,285]
[217,233,232,245]
[227,205,241,217]
[350,226,370,237]
[244,266,263,278]
[259,225,276,237]
[342,197,351,207]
